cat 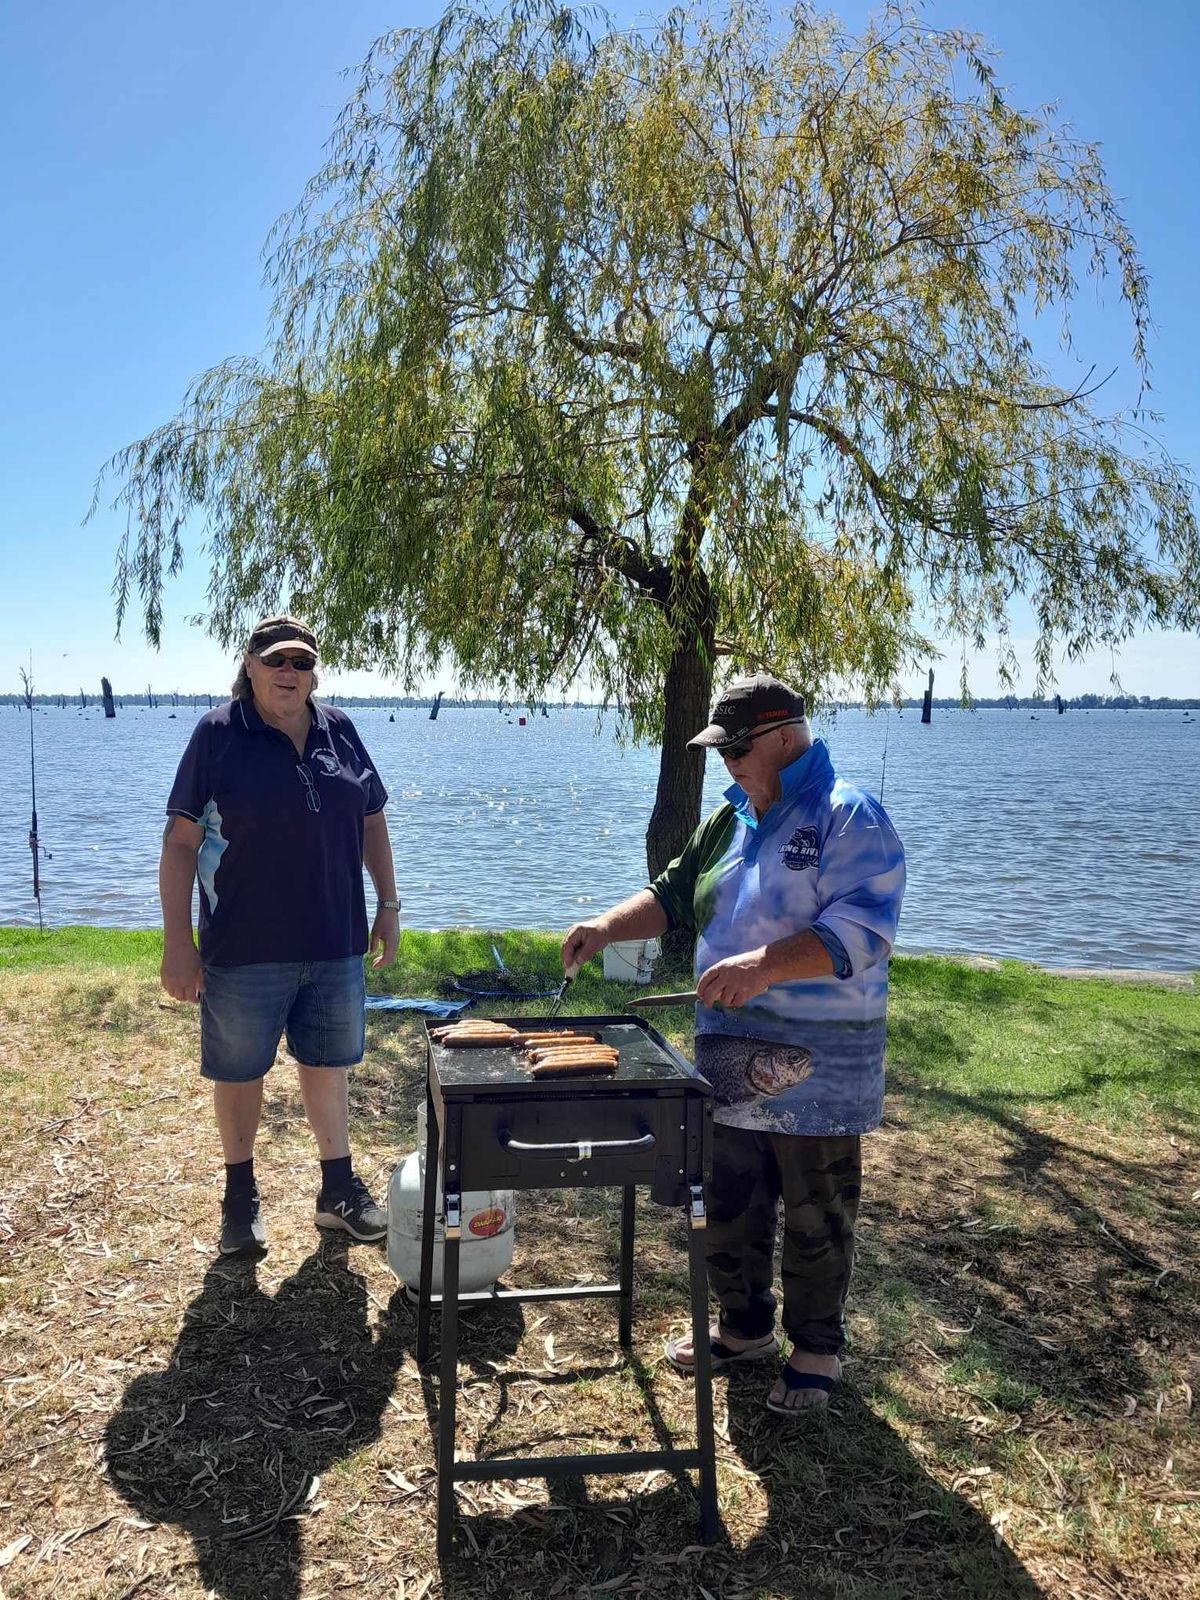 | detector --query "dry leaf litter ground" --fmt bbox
[1,952,1197,1600]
